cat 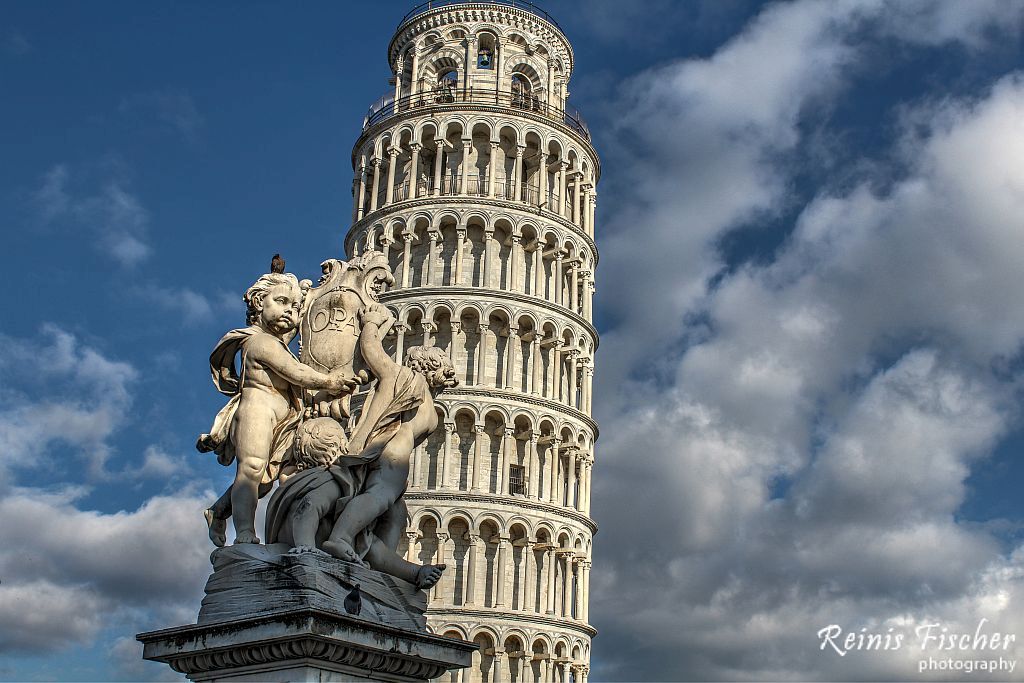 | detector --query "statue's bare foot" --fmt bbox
[204,509,226,548]
[234,530,260,544]
[322,538,363,565]
[415,563,446,590]
[287,545,328,556]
